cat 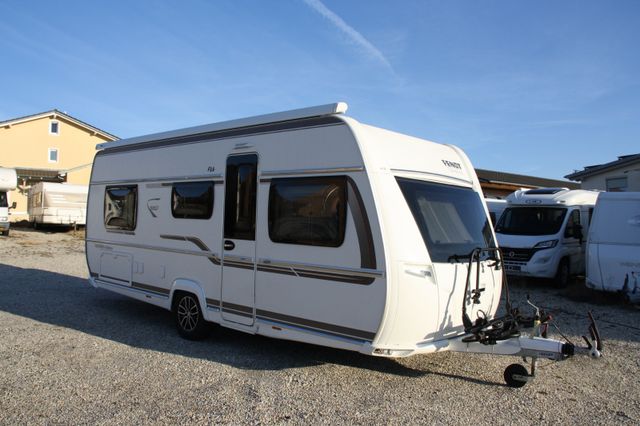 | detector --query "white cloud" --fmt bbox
[302,0,393,71]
